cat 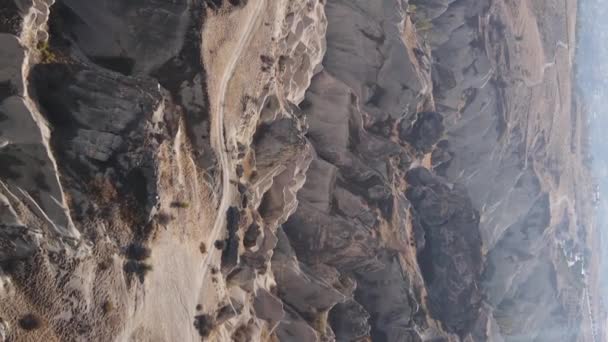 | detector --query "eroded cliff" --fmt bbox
[0,0,593,341]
